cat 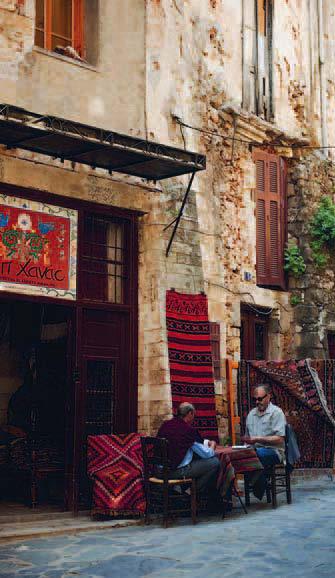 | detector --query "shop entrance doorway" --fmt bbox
[0,299,72,513]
